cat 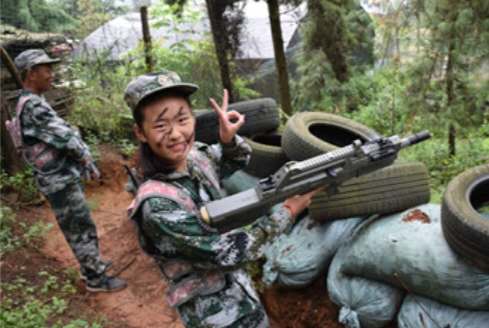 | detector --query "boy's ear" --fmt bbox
[133,123,147,143]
